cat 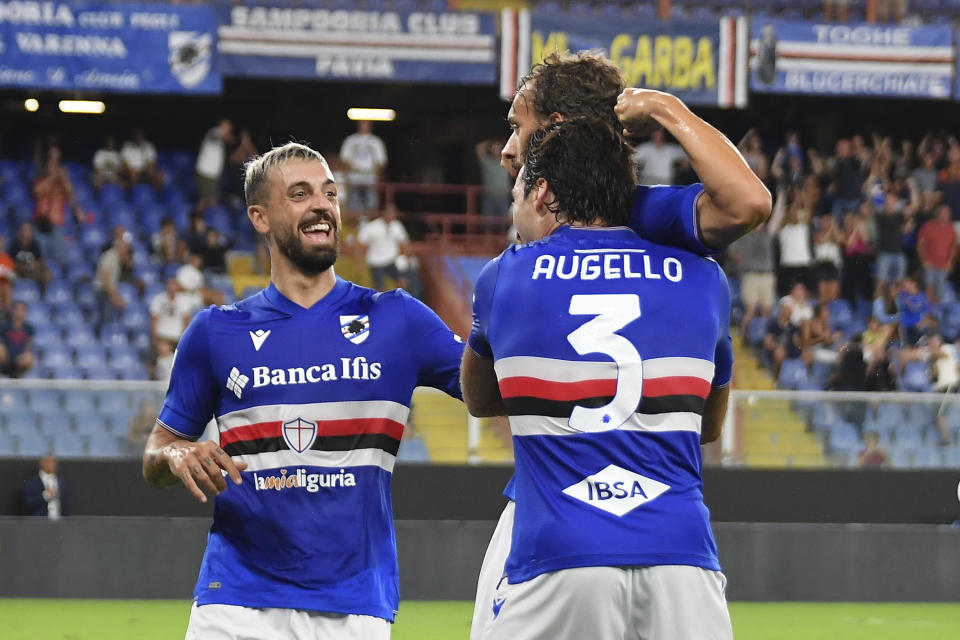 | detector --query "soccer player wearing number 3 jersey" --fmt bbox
[463,120,735,639]
[143,143,463,639]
